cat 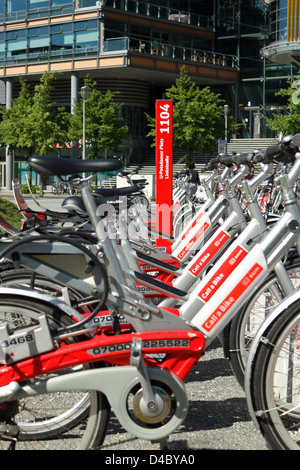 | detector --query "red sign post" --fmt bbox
[155,100,173,247]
